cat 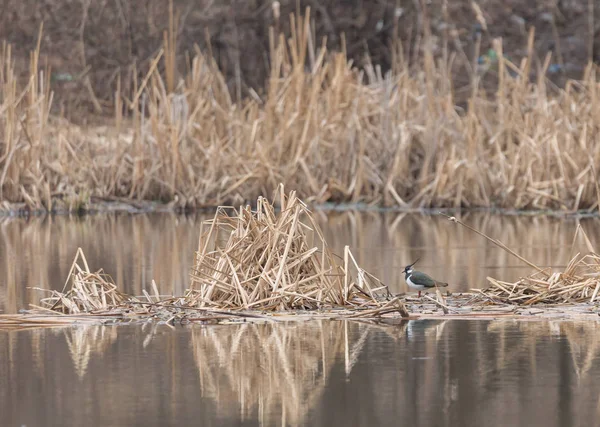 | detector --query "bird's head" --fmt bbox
[403,258,420,274]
